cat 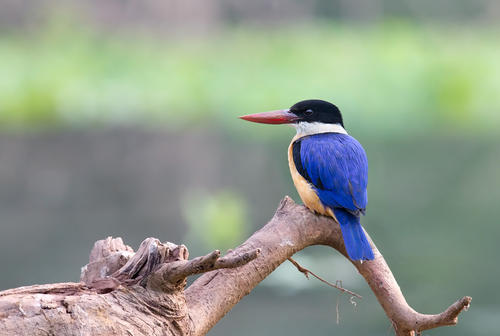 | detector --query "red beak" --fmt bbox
[239,109,299,124]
